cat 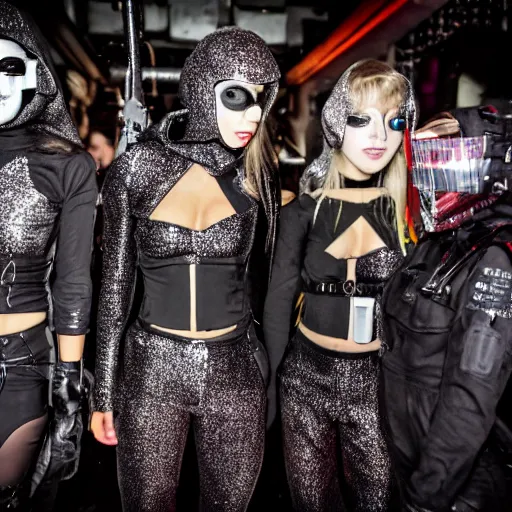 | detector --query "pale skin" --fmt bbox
[91,82,266,445]
[298,103,404,354]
